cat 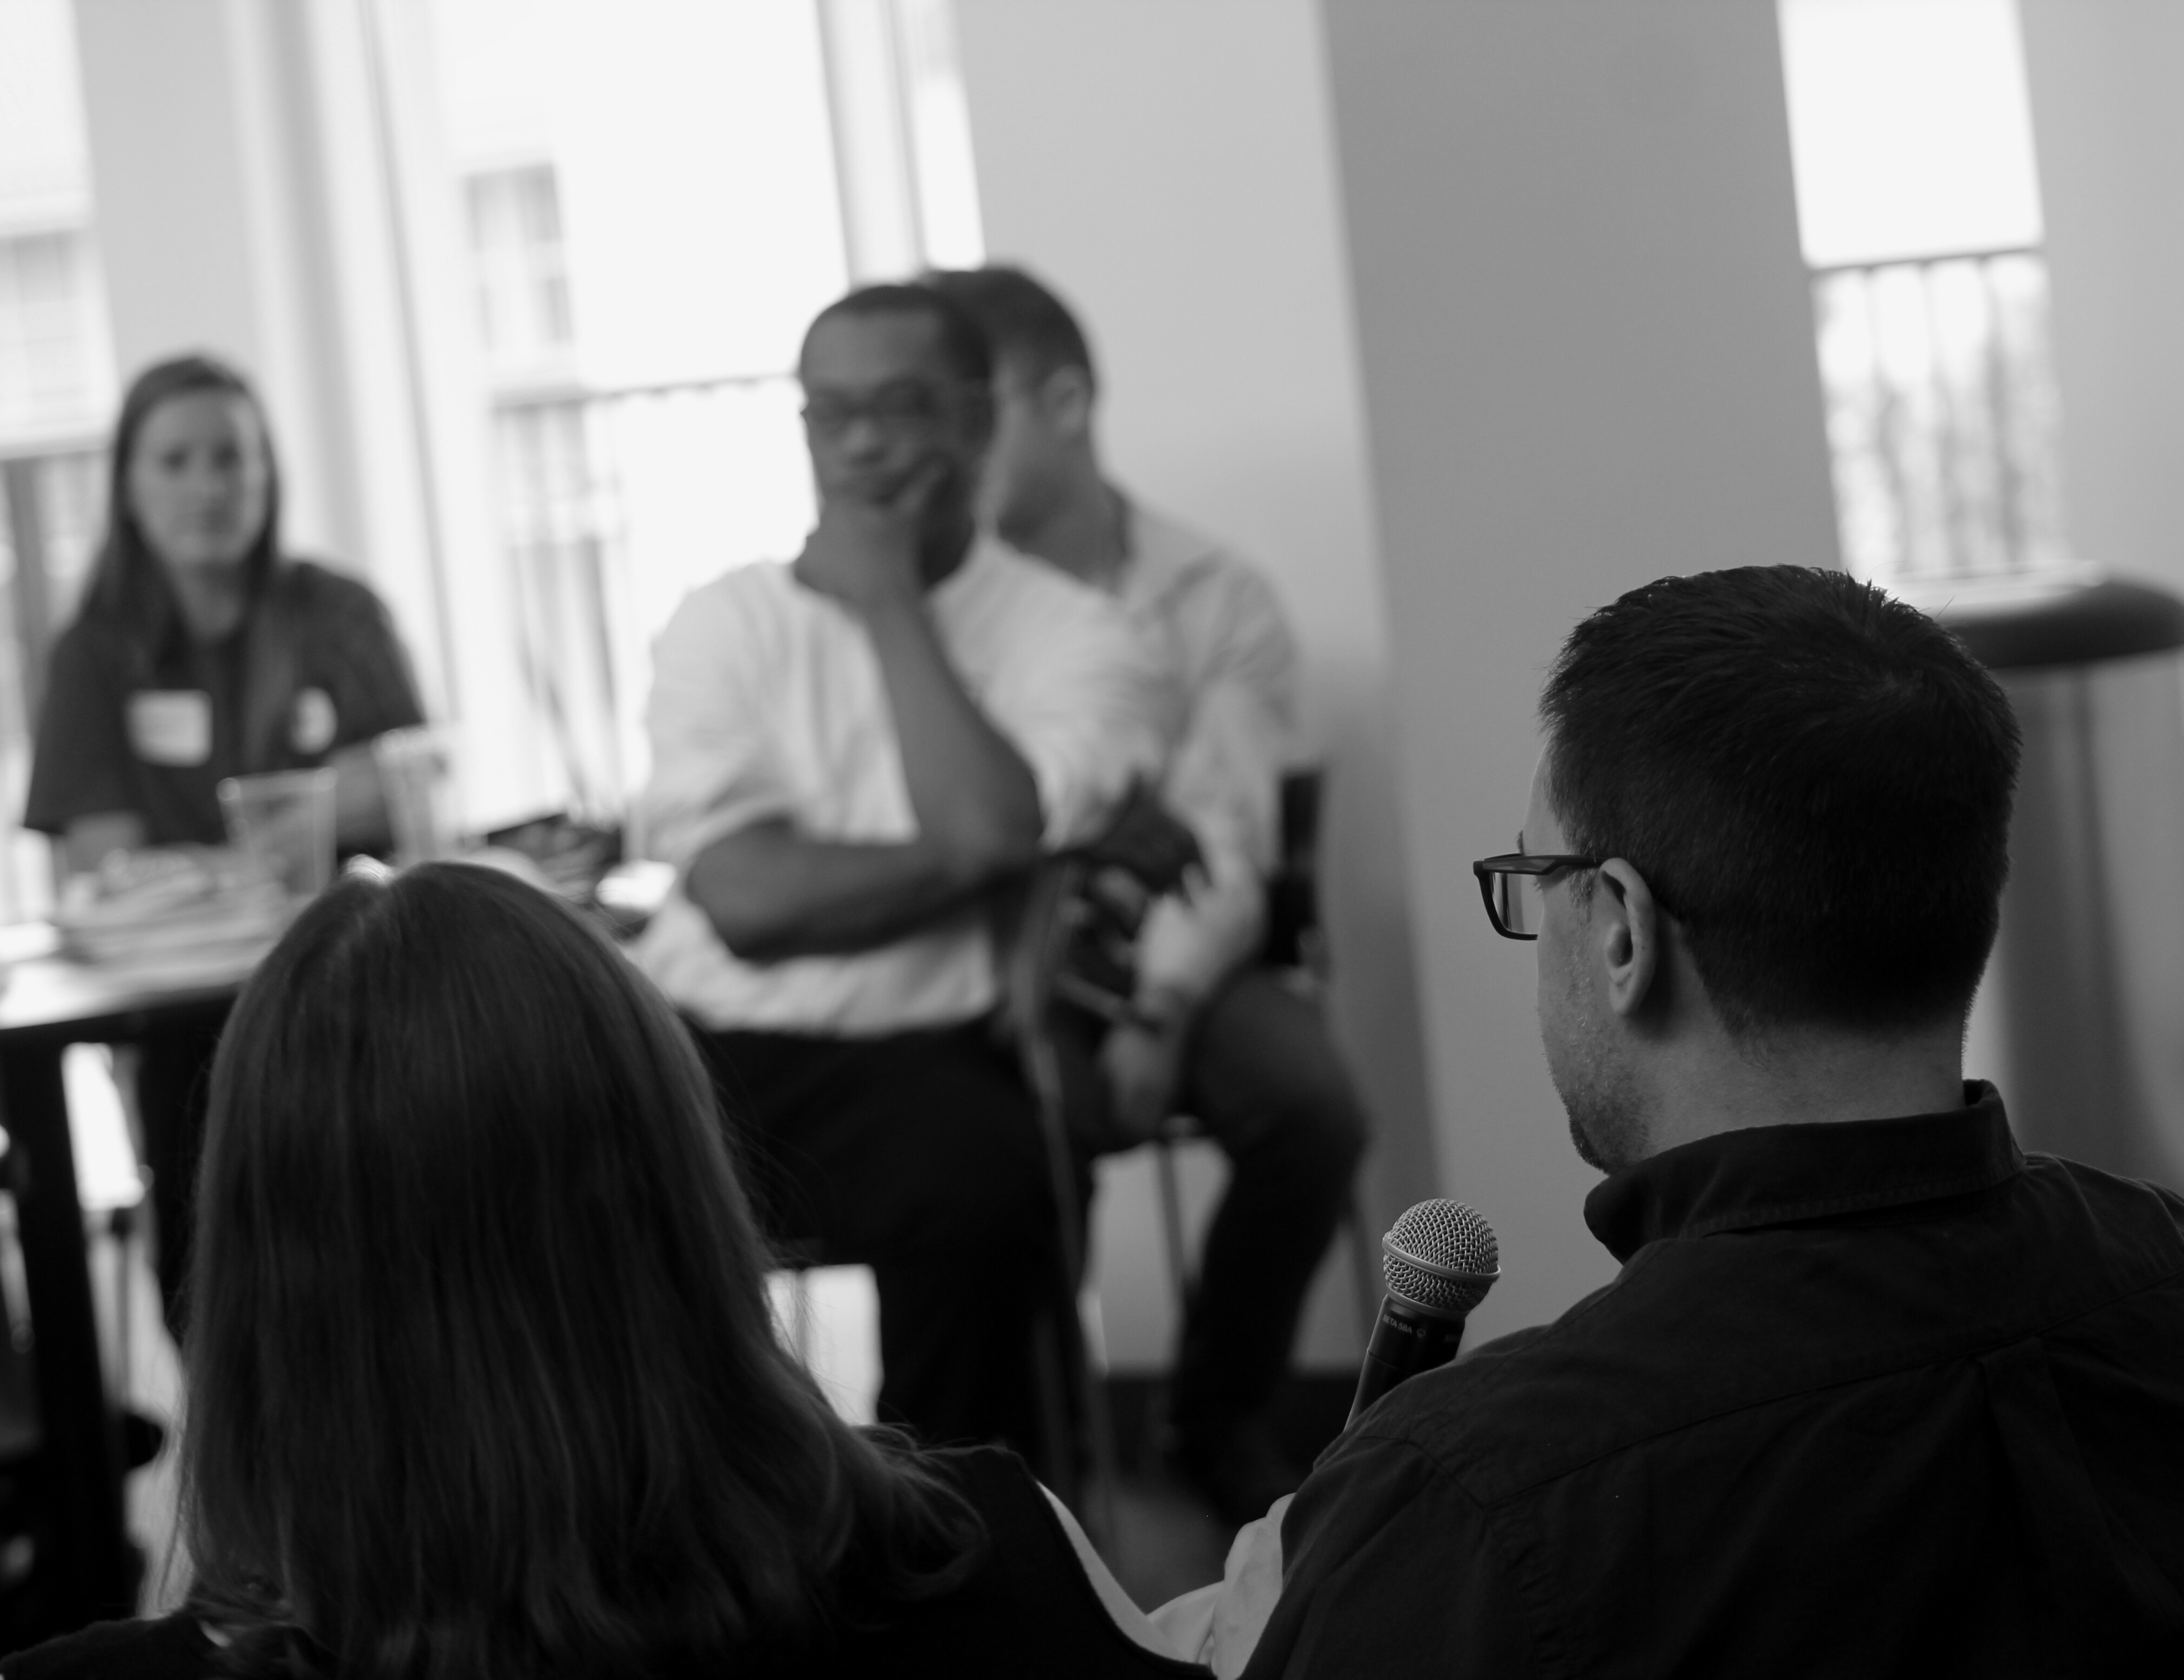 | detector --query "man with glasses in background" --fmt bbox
[924,265,1371,1525]
[1230,566,2184,1675]
[631,284,1168,1458]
